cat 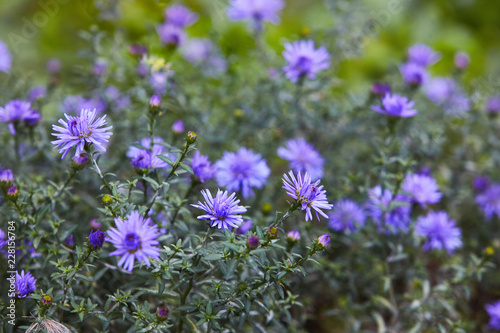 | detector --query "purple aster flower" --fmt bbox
[129,44,148,56]
[328,199,366,233]
[104,86,120,101]
[454,51,470,69]
[137,63,148,77]
[407,44,441,67]
[191,151,216,183]
[236,220,253,234]
[107,211,161,272]
[52,108,112,159]
[282,170,333,221]
[157,23,185,46]
[90,219,102,229]
[216,147,270,199]
[371,83,392,97]
[150,95,161,107]
[64,234,74,246]
[164,4,199,28]
[172,120,184,133]
[89,229,106,249]
[473,177,490,193]
[191,189,247,230]
[114,96,130,111]
[476,184,500,220]
[317,234,331,248]
[0,40,12,73]
[46,58,61,73]
[0,169,14,184]
[366,186,411,234]
[424,77,455,105]
[227,0,284,30]
[399,62,429,86]
[282,40,330,83]
[486,96,500,114]
[0,229,6,249]
[127,137,169,172]
[24,109,41,127]
[486,300,500,330]
[415,211,462,254]
[371,93,418,118]
[277,138,324,180]
[401,174,442,208]
[150,72,169,95]
[12,270,37,298]
[287,230,301,241]
[28,85,47,102]
[0,100,34,135]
